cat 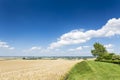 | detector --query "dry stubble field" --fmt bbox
[0,59,81,80]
